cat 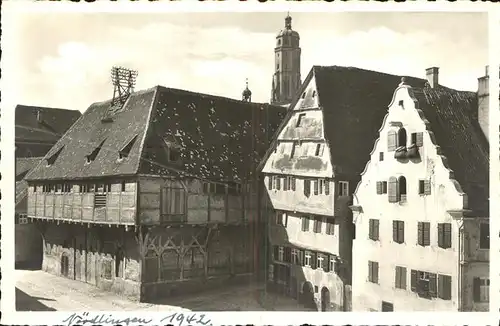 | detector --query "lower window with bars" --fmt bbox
[94,194,107,208]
